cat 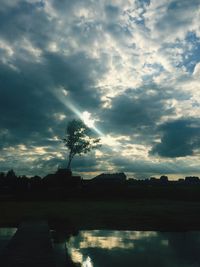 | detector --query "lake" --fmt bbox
[1,228,200,266]
[66,230,200,267]
[0,228,17,255]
